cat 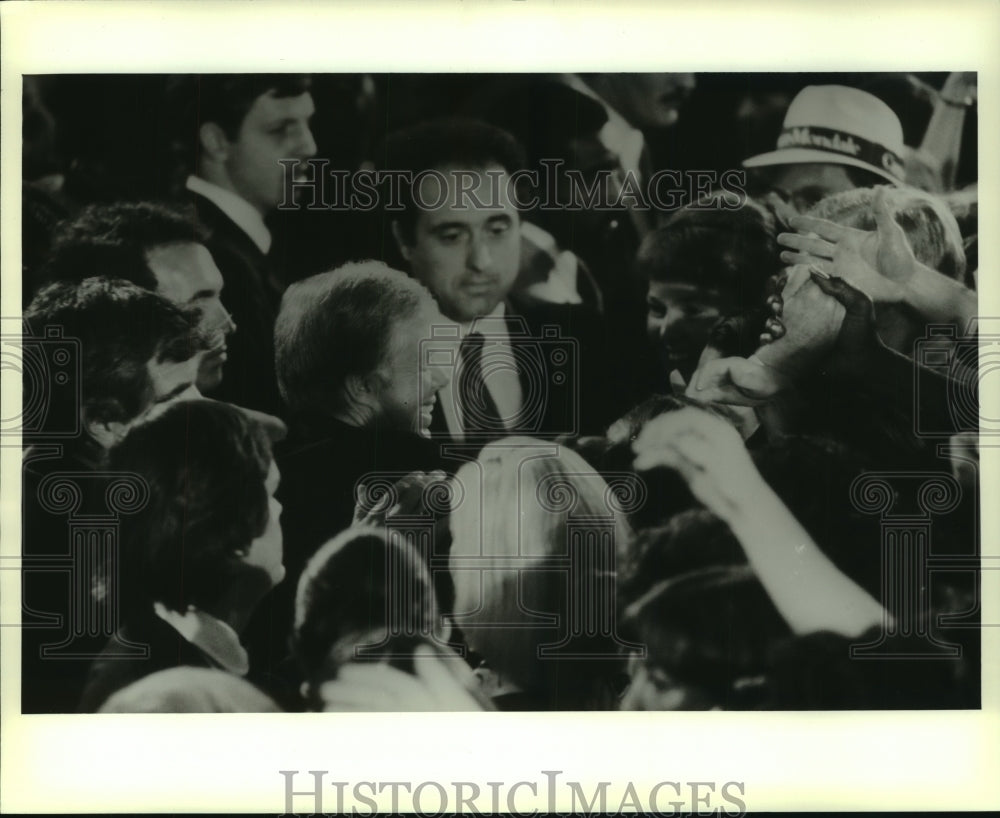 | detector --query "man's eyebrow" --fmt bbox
[155,381,193,404]
[486,214,513,225]
[429,221,470,234]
